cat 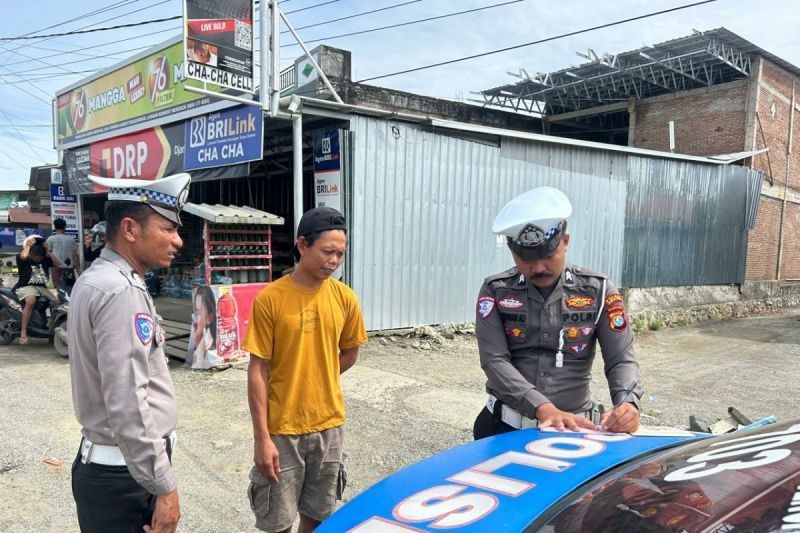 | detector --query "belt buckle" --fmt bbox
[81,441,94,464]
[520,417,538,429]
